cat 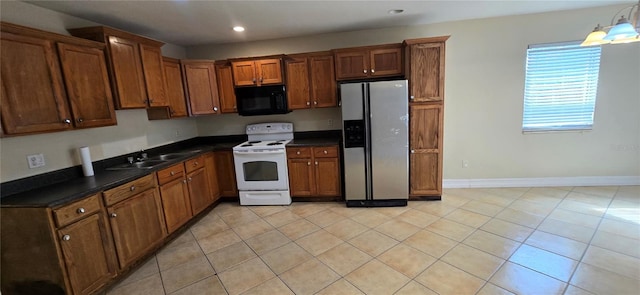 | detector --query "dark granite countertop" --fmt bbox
[0,142,242,208]
[0,131,341,208]
[287,138,341,147]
